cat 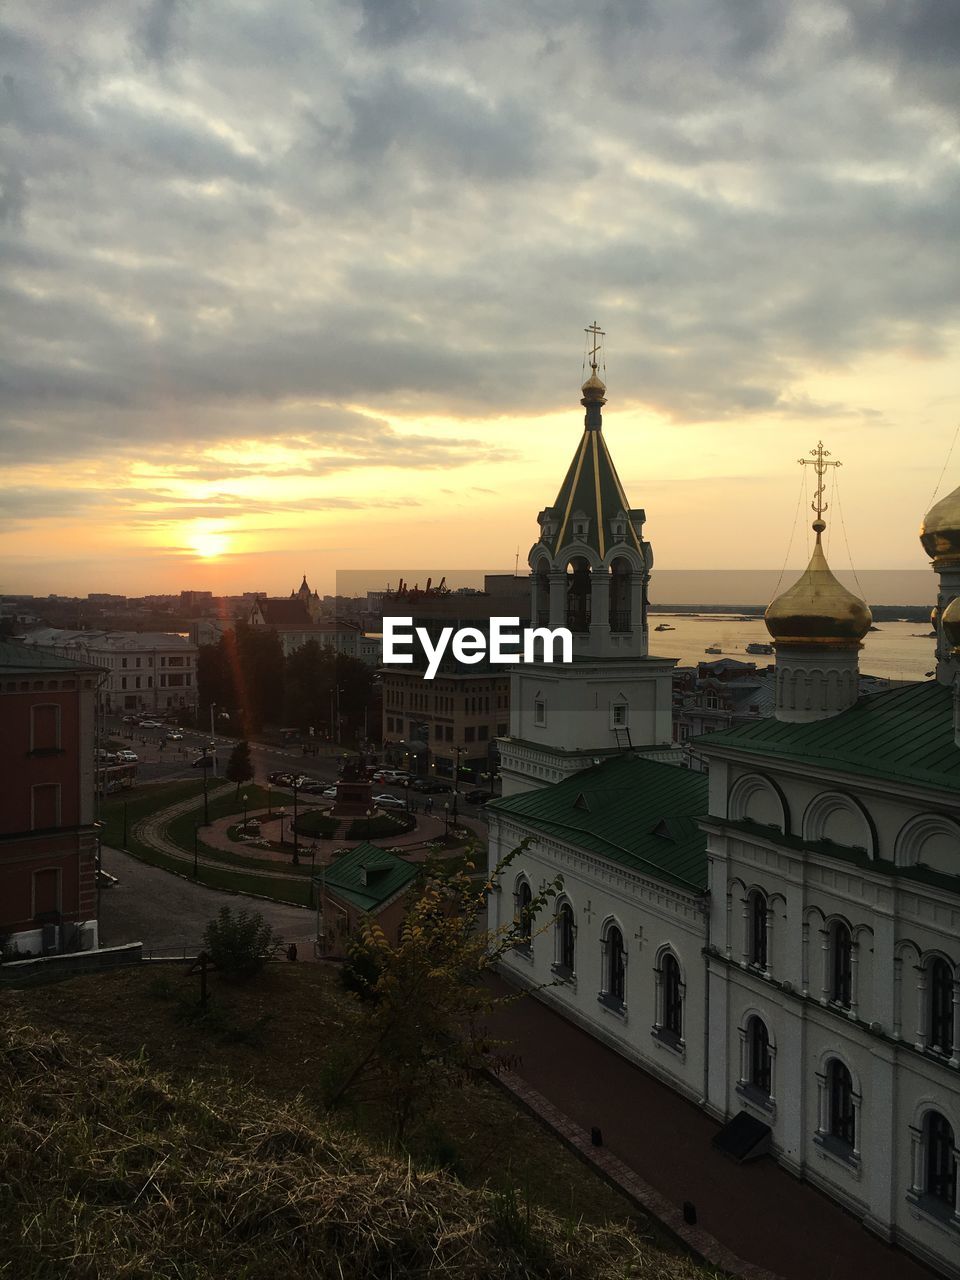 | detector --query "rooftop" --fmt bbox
[323,841,420,912]
[489,754,709,893]
[0,638,102,675]
[695,680,960,794]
